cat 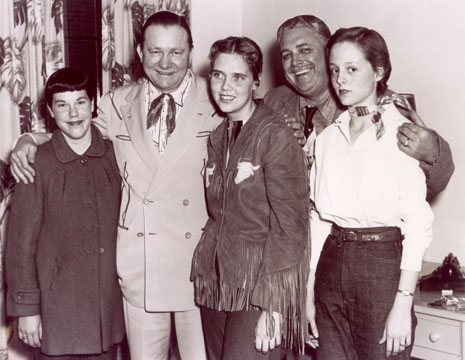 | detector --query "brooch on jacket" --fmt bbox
[235,161,260,184]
